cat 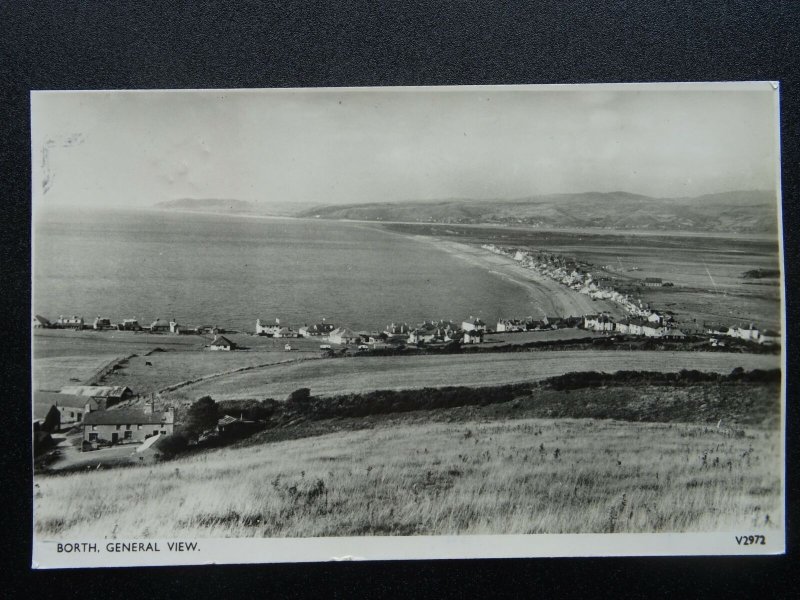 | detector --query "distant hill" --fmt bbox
[155,198,255,213]
[296,190,778,234]
[154,198,316,217]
